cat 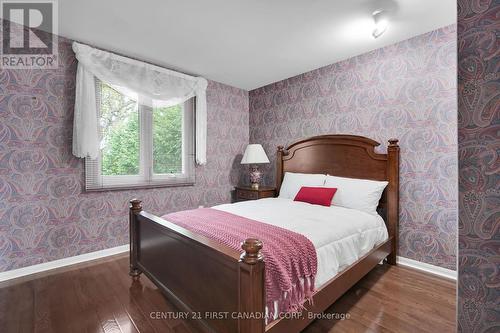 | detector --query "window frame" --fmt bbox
[84,81,195,191]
